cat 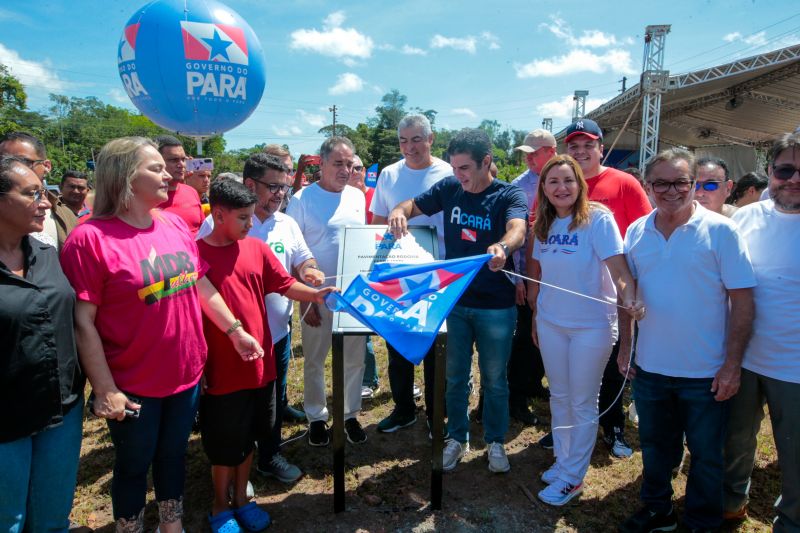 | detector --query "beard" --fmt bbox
[771,185,800,213]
